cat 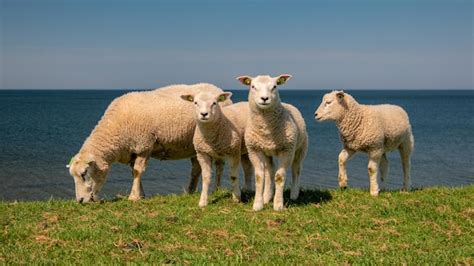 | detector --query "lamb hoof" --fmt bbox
[263,195,272,204]
[370,191,379,197]
[339,185,347,190]
[128,194,143,201]
[198,201,208,208]
[273,203,284,211]
[232,195,241,203]
[253,201,264,211]
[290,189,300,200]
